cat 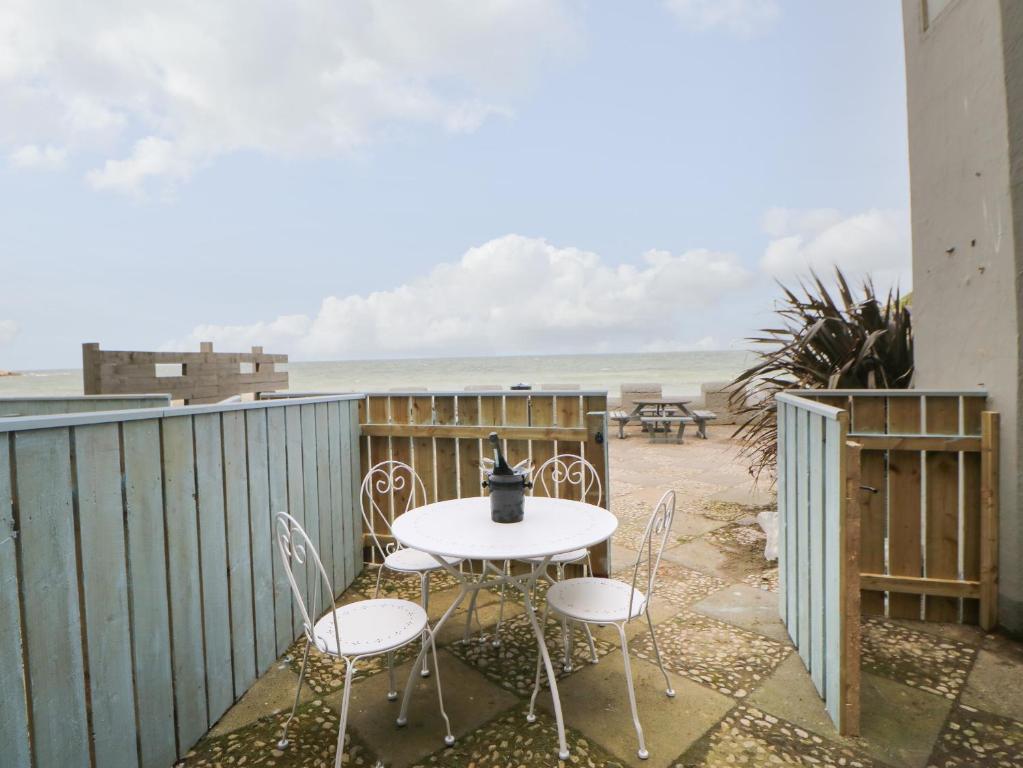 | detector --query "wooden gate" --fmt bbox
[358,390,611,574]
[776,393,861,736]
